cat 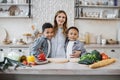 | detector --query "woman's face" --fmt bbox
[56,13,66,27]
[67,29,79,41]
